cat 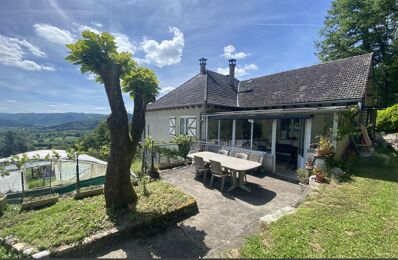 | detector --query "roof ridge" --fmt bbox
[241,52,373,83]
